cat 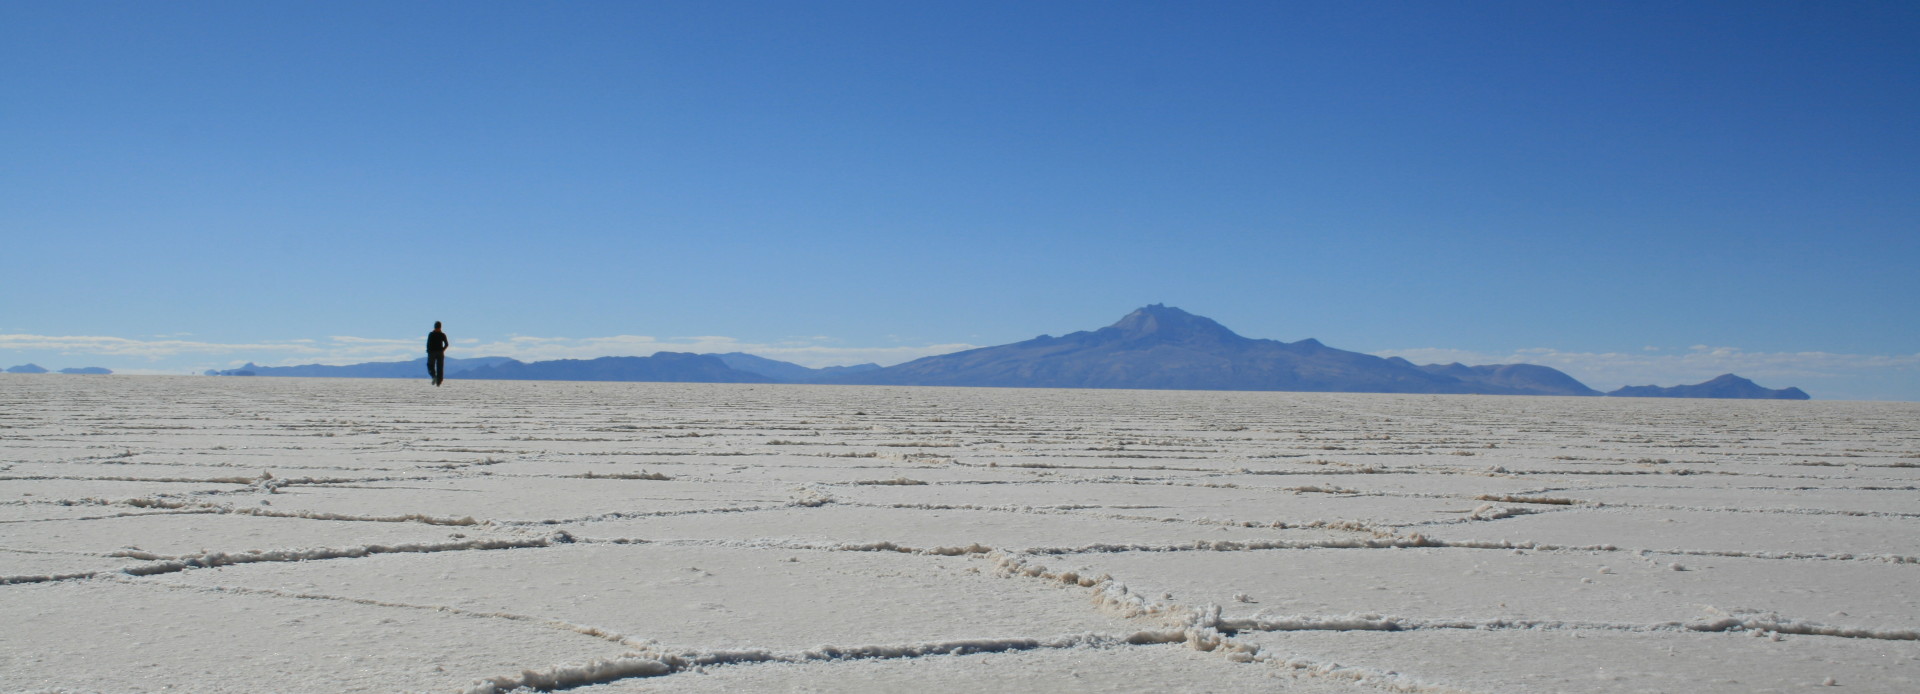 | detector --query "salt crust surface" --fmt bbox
[0,580,633,693]
[156,544,1141,651]
[5,512,481,558]
[832,481,1479,526]
[1240,629,1920,693]
[0,549,133,576]
[1054,546,1920,629]
[1420,507,1920,556]
[569,644,1354,693]
[249,477,787,522]
[569,505,1348,551]
[1569,484,1920,515]
[0,477,252,504]
[2,376,1918,692]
